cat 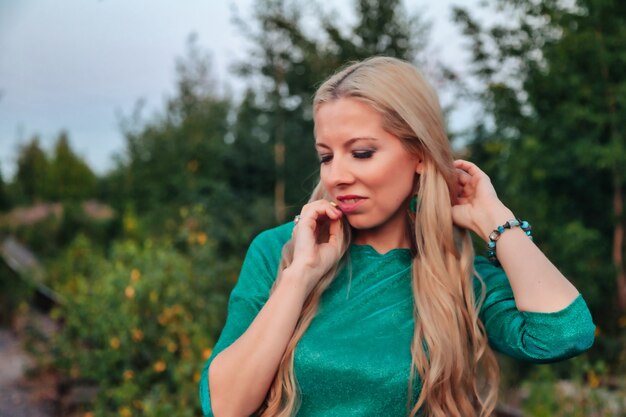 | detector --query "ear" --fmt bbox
[415,156,424,175]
